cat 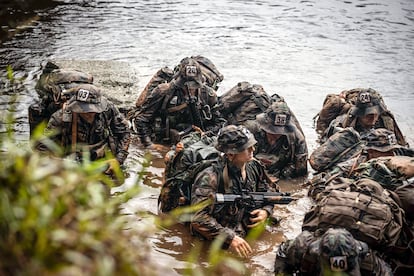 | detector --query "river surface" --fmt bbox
[1,0,414,274]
